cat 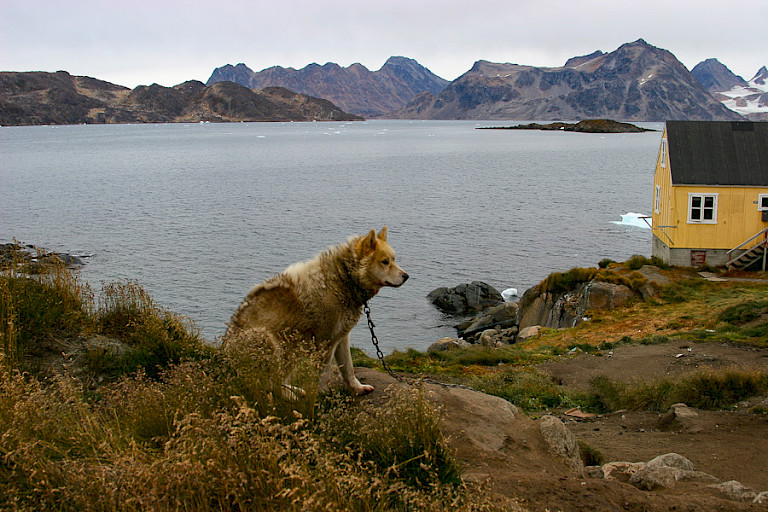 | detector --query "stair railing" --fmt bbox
[727,228,768,267]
